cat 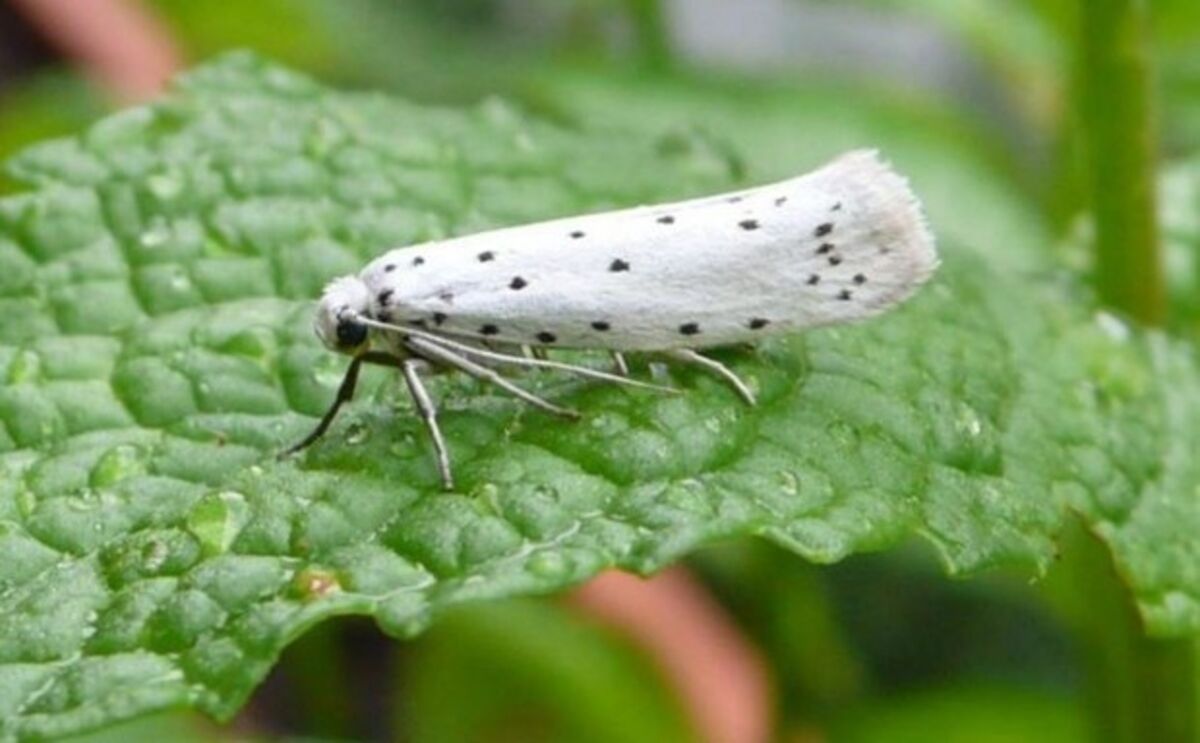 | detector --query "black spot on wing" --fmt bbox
[610,259,630,272]
[480,324,499,336]
[815,223,834,237]
[536,331,557,344]
[748,318,769,330]
[591,321,611,331]
[679,322,700,336]
[657,215,675,225]
[478,251,495,262]
[509,276,527,290]
[739,219,760,231]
